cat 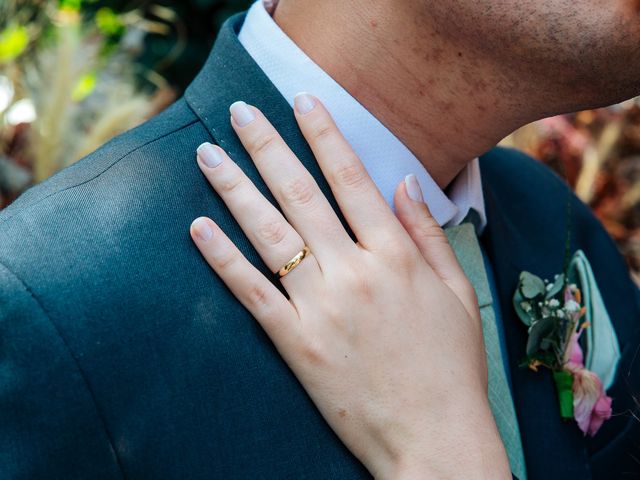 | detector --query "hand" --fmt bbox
[190,94,510,479]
